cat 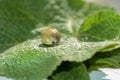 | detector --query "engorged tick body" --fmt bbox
[41,28,60,46]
